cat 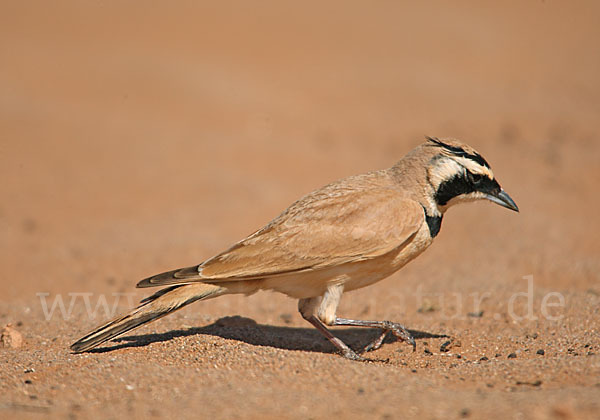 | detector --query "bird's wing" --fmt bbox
[137,188,424,288]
